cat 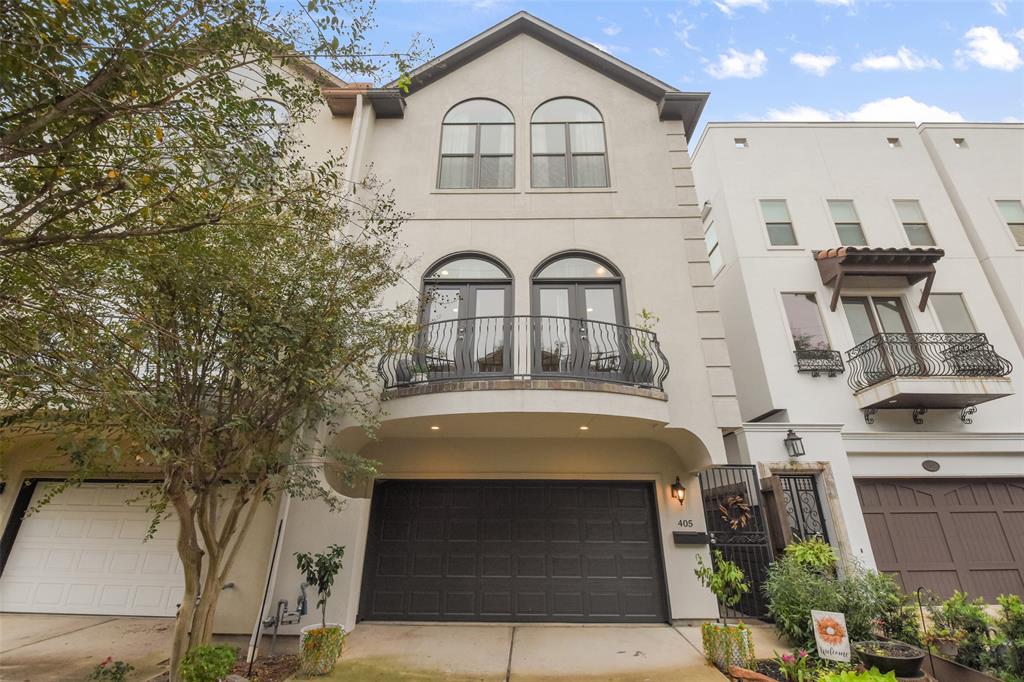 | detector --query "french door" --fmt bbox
[842,296,920,378]
[423,283,511,377]
[532,283,625,380]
